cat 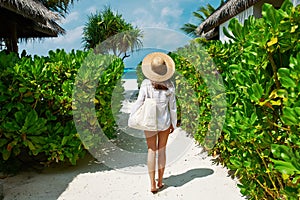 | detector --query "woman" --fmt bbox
[130,52,177,193]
